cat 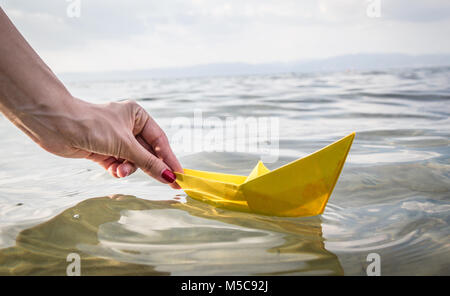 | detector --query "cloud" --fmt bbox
[1,0,450,72]
[383,0,450,22]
